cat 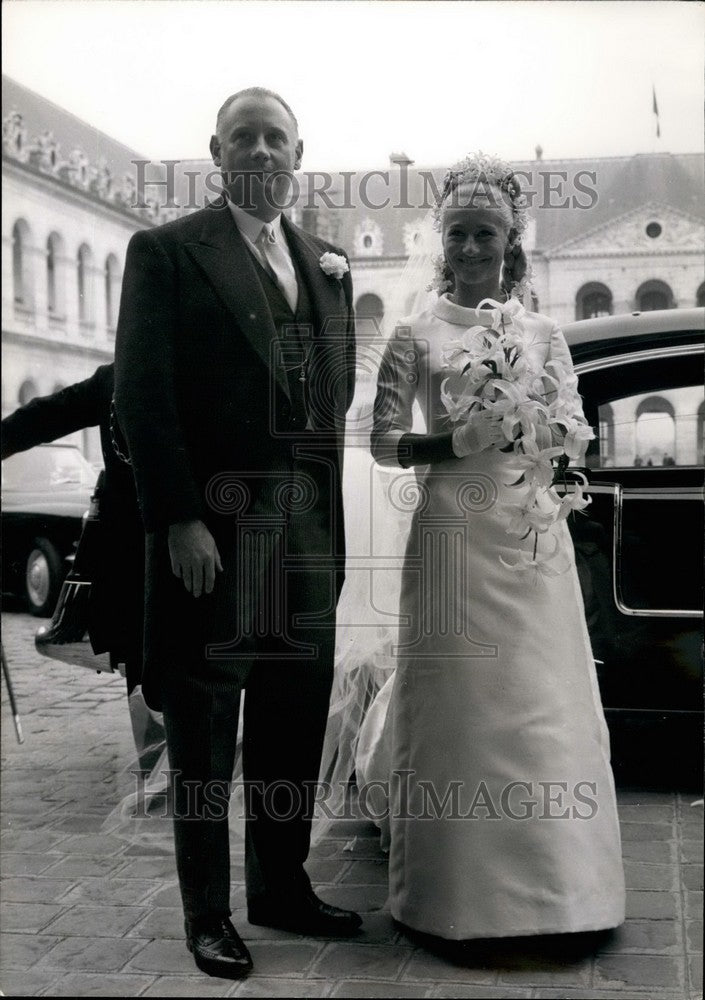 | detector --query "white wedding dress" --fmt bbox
[356,293,625,940]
